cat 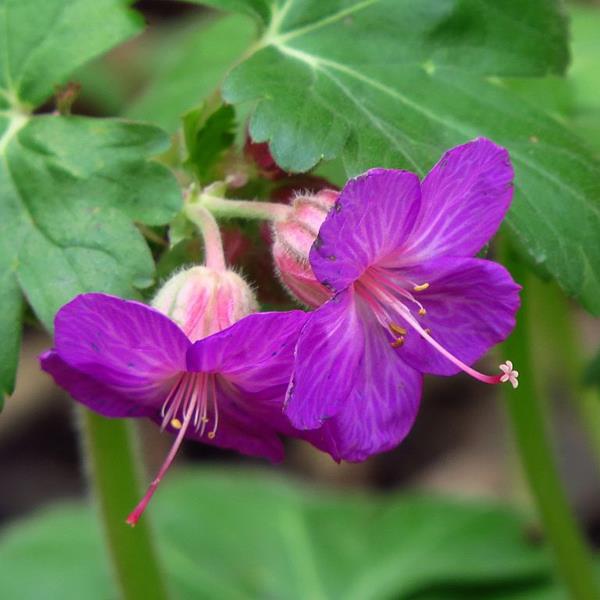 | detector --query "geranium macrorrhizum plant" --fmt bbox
[2,2,599,599]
